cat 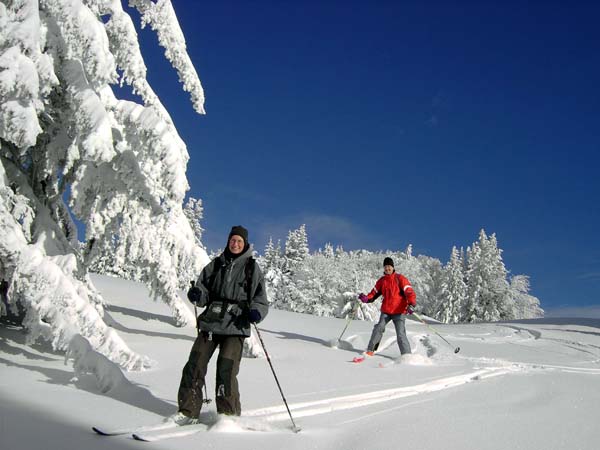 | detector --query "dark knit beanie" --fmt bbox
[228,225,249,244]
[383,257,394,267]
